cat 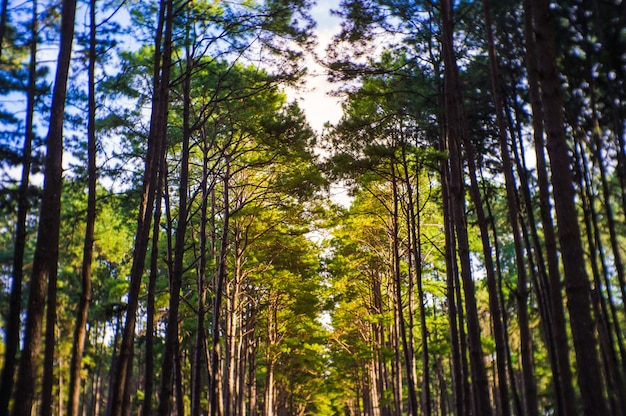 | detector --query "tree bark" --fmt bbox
[191,129,211,416]
[11,0,77,413]
[521,1,577,413]
[441,158,464,416]
[400,142,431,416]
[528,0,609,413]
[210,157,231,416]
[156,31,193,416]
[482,2,538,414]
[141,145,166,416]
[390,164,419,416]
[107,0,173,414]
[67,1,97,414]
[0,1,37,413]
[440,1,492,414]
